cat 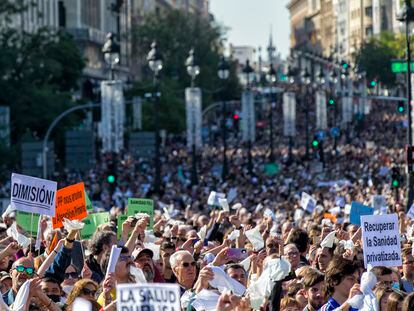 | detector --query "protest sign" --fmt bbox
[350,201,374,225]
[117,283,180,311]
[52,182,87,229]
[117,215,128,240]
[127,198,154,230]
[300,192,316,213]
[408,203,414,220]
[81,212,110,239]
[85,191,93,212]
[361,214,402,268]
[11,173,57,217]
[207,191,226,207]
[372,195,386,210]
[16,211,40,237]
